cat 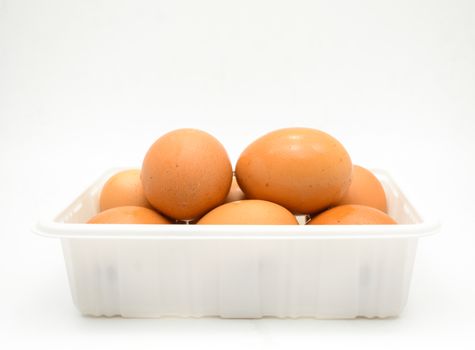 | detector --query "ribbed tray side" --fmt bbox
[62,237,418,318]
